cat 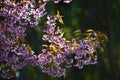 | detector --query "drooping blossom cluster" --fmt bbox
[38,15,102,77]
[0,0,46,79]
[0,0,107,79]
